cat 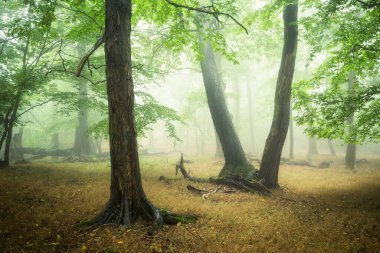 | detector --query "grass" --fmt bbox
[0,155,379,253]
